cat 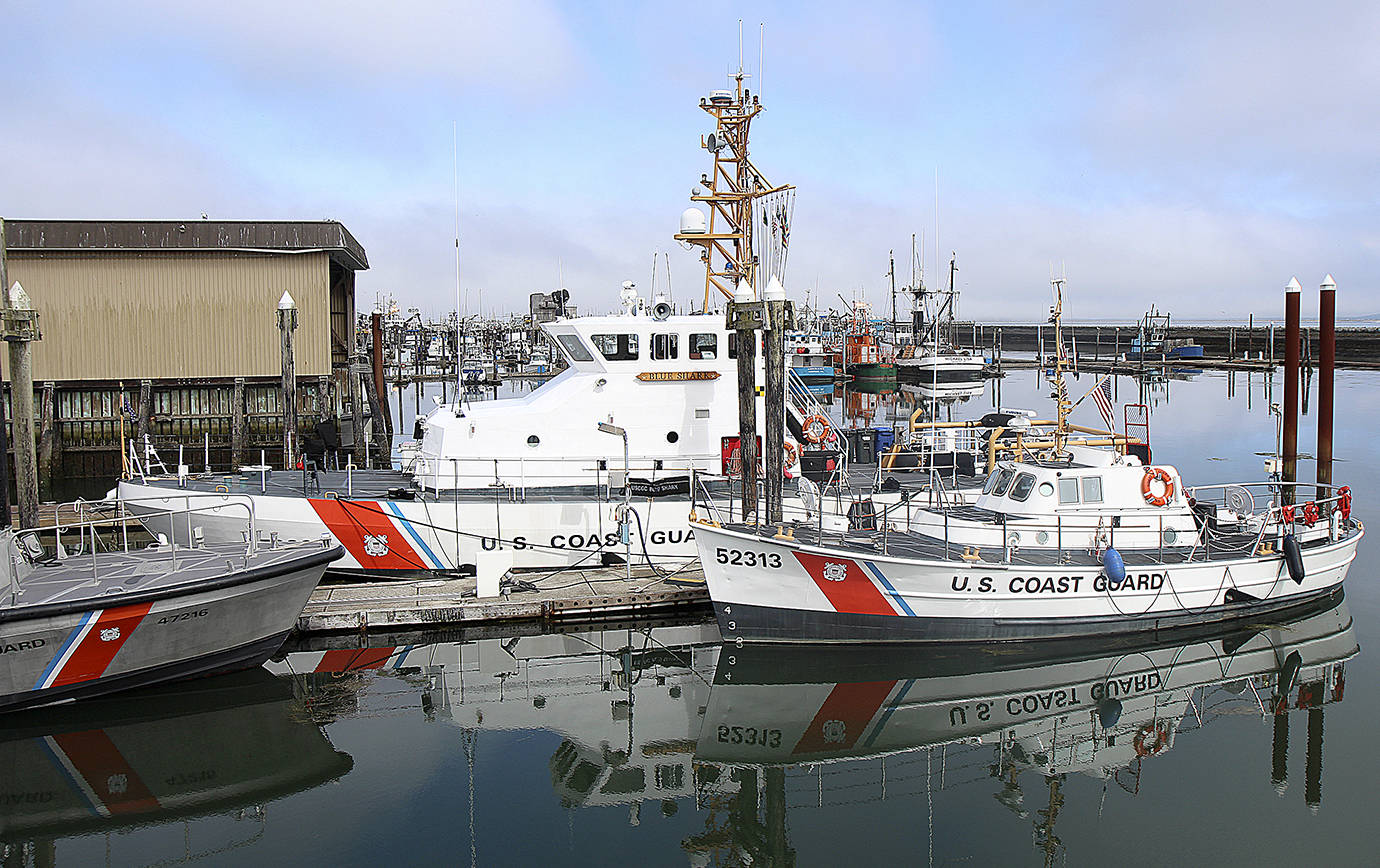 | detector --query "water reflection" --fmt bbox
[700,599,1354,864]
[0,669,352,861]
